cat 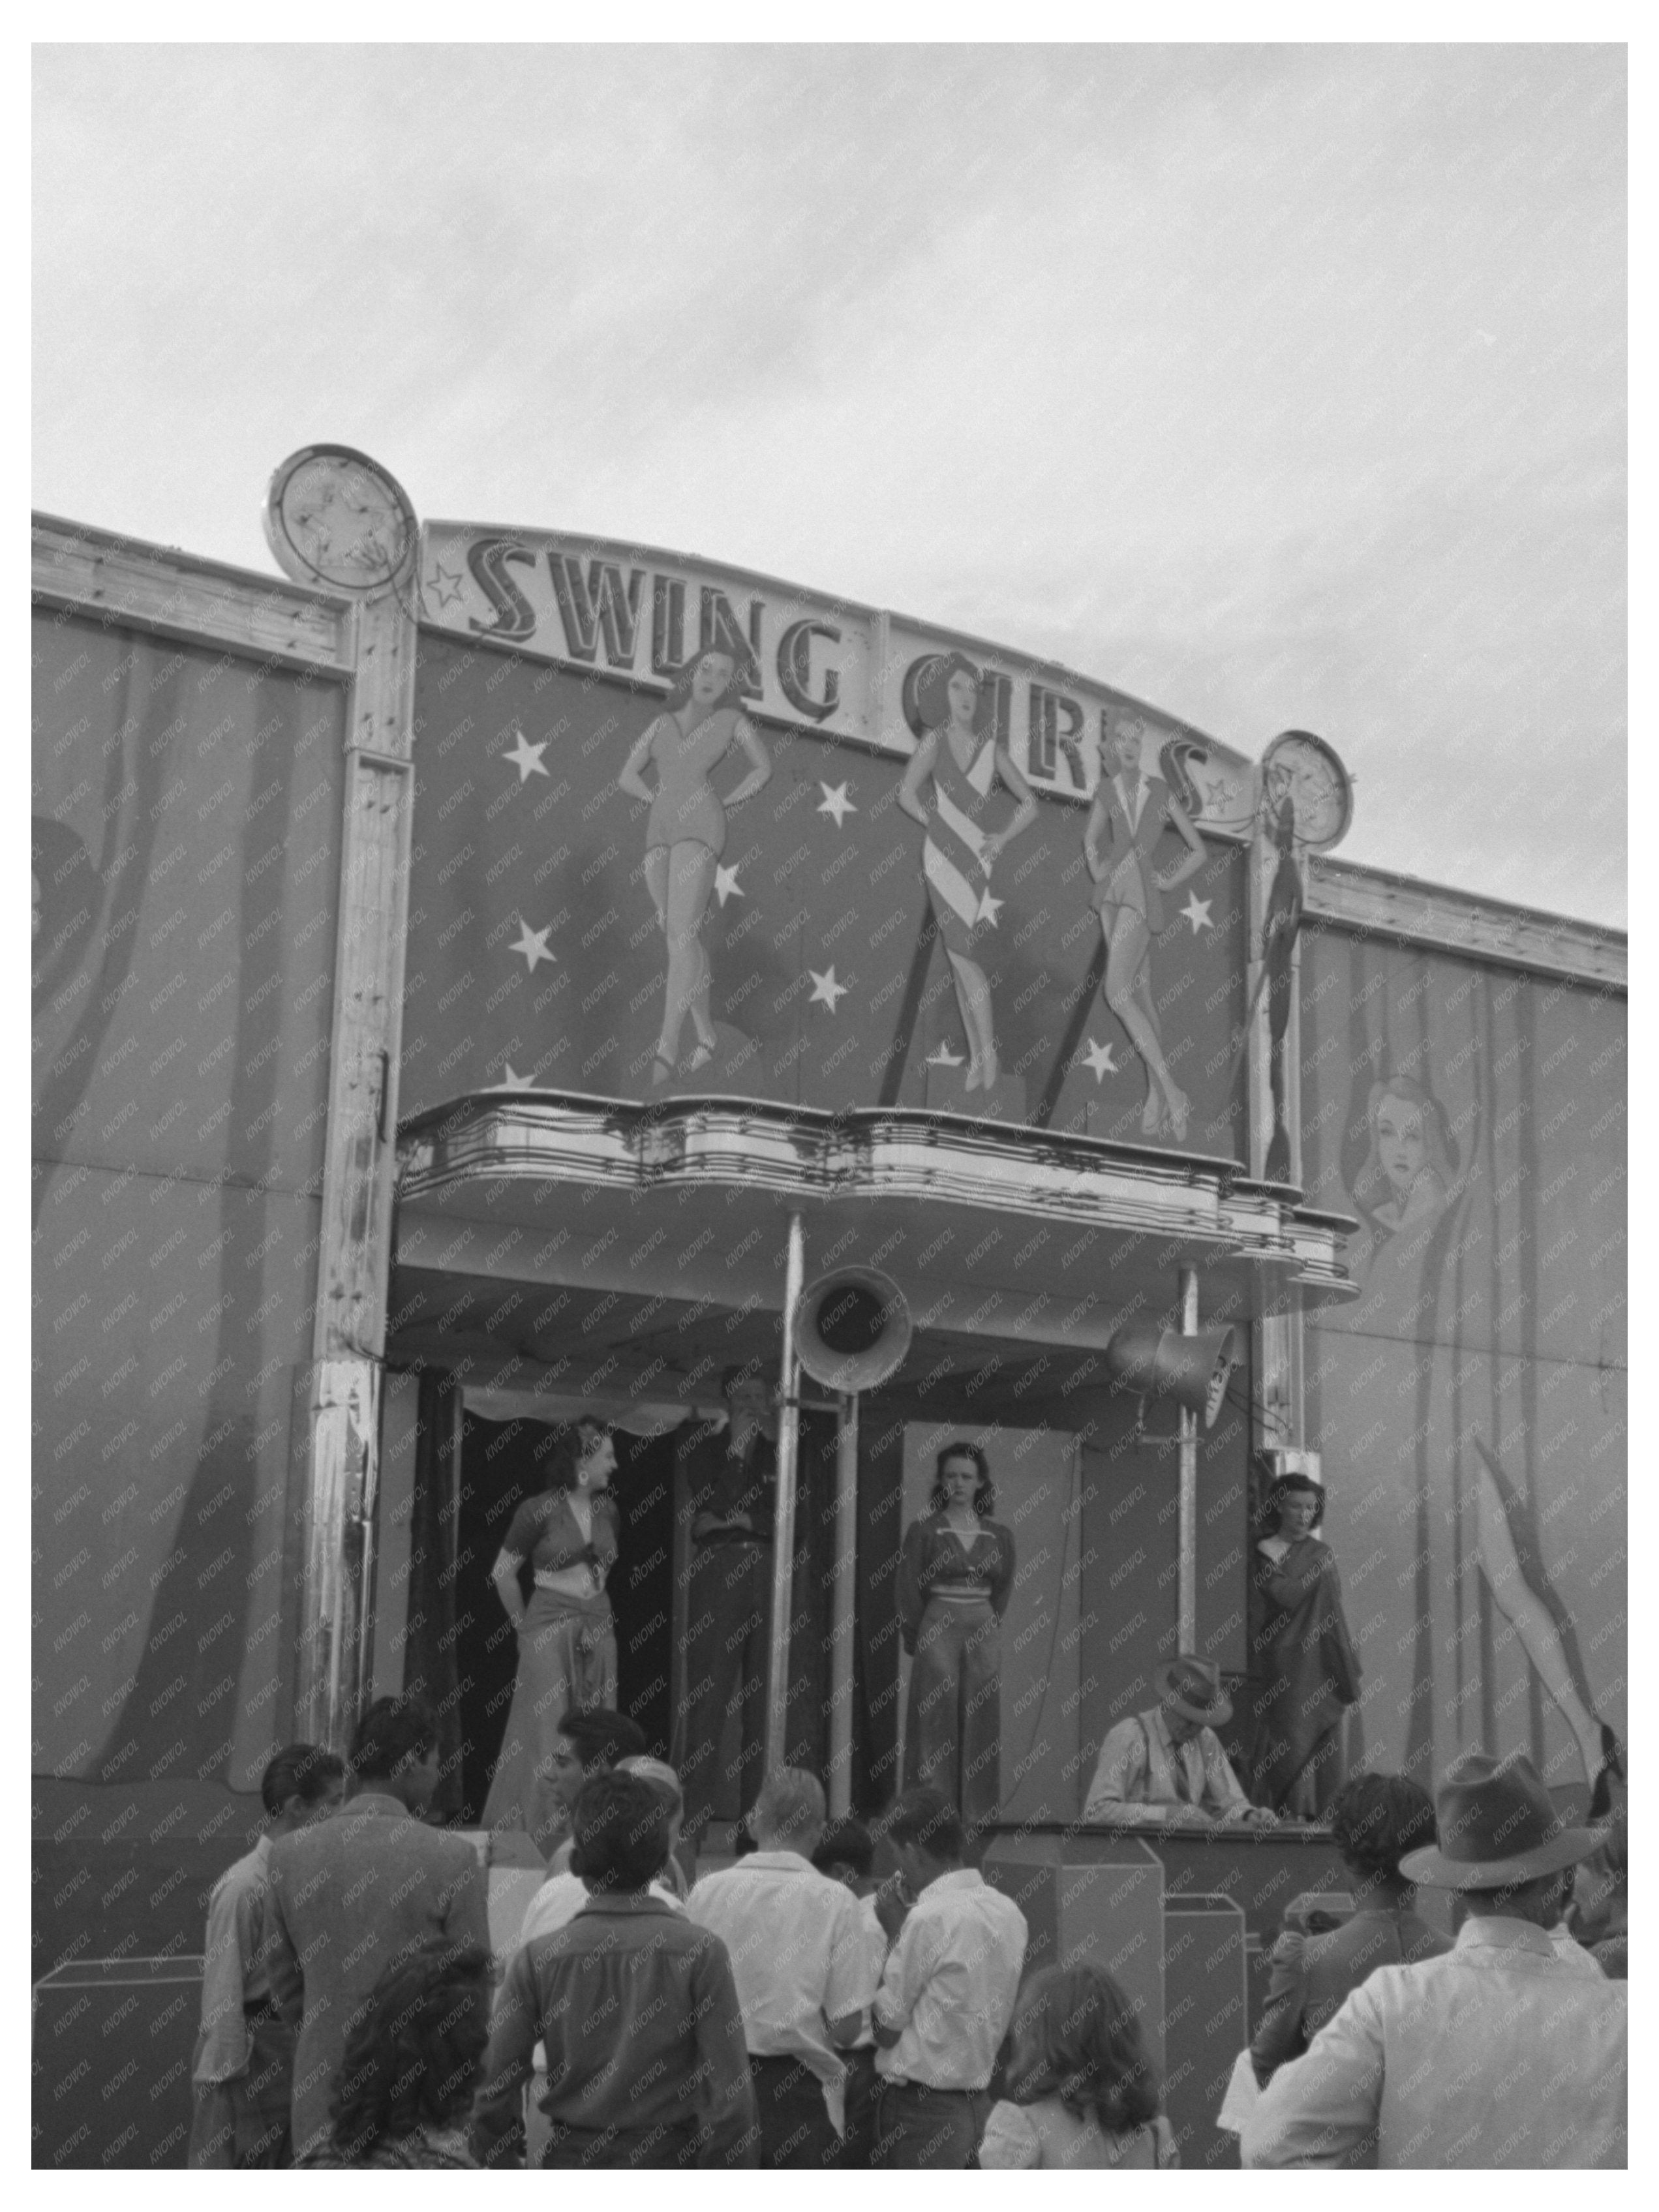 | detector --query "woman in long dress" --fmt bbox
[1084,710,1206,1140]
[1241,1473,1360,1817]
[482,1417,620,1855]
[898,1440,1016,1832]
[618,646,771,1082]
[897,652,1037,1092]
